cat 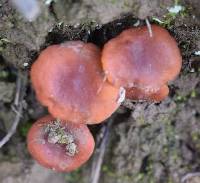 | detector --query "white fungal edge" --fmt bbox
[117,87,126,104]
[194,51,200,56]
[167,5,184,14]
[44,0,55,5]
[23,62,29,67]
